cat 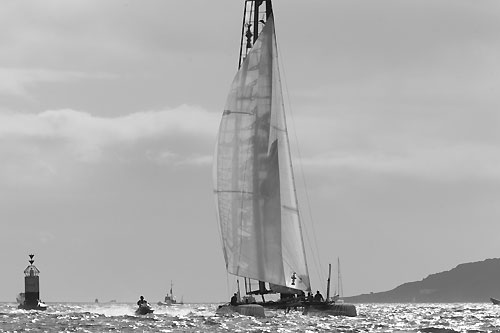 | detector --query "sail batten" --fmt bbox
[223,111,254,116]
[215,190,255,195]
[214,14,310,292]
